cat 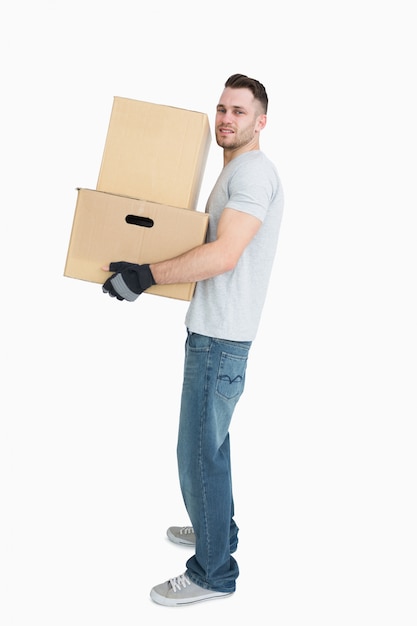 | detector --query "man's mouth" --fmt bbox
[218,126,234,135]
